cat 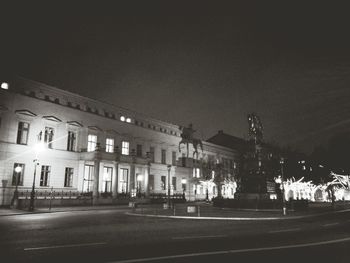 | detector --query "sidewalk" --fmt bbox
[0,205,129,217]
